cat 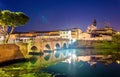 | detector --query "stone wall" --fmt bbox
[16,43,28,58]
[0,44,24,63]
